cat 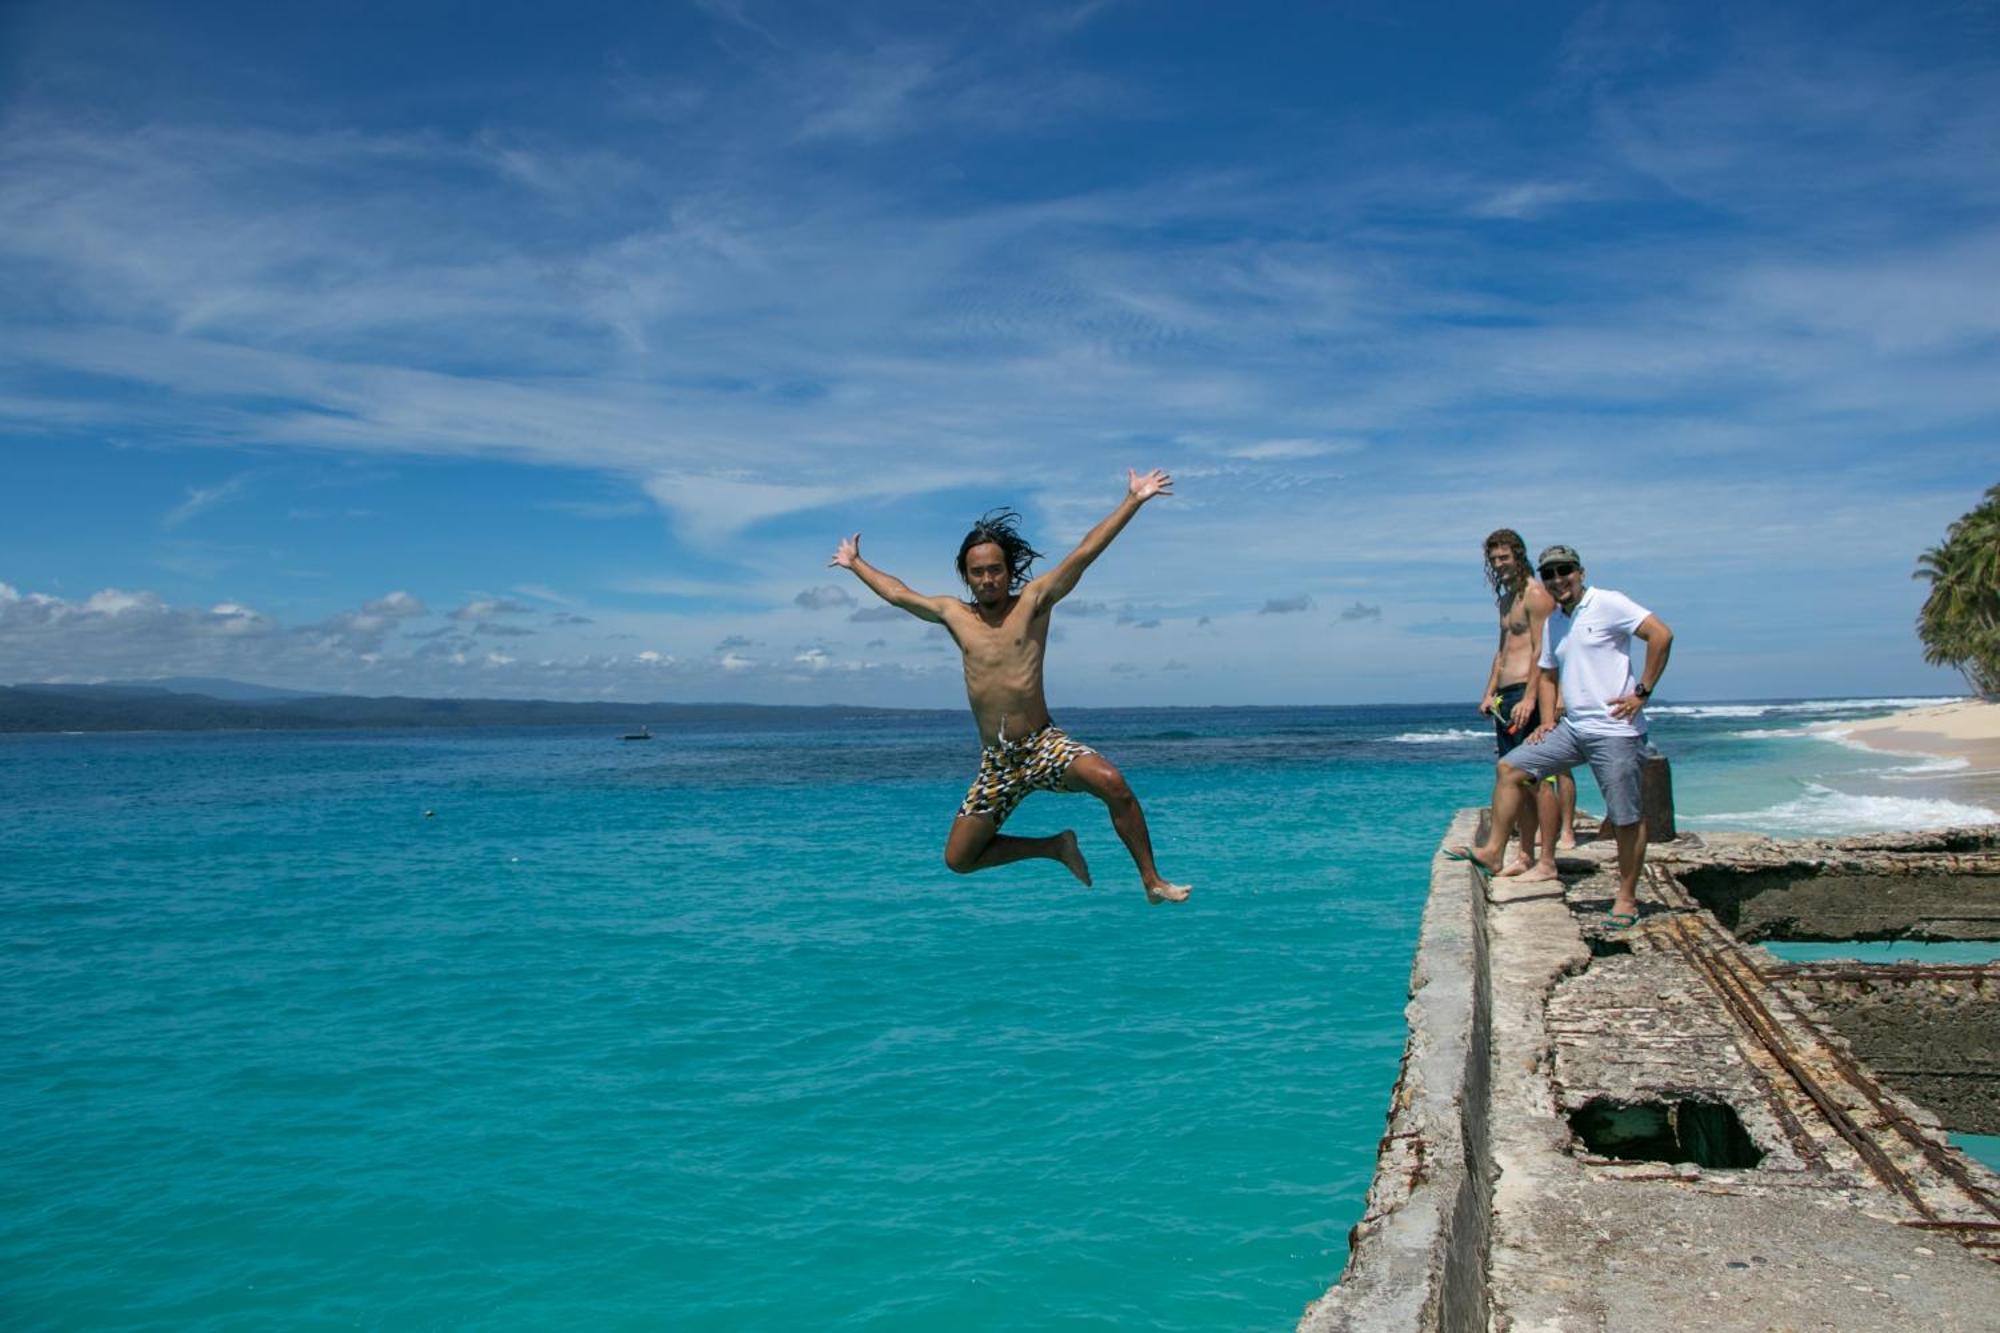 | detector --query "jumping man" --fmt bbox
[830,470,1191,904]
